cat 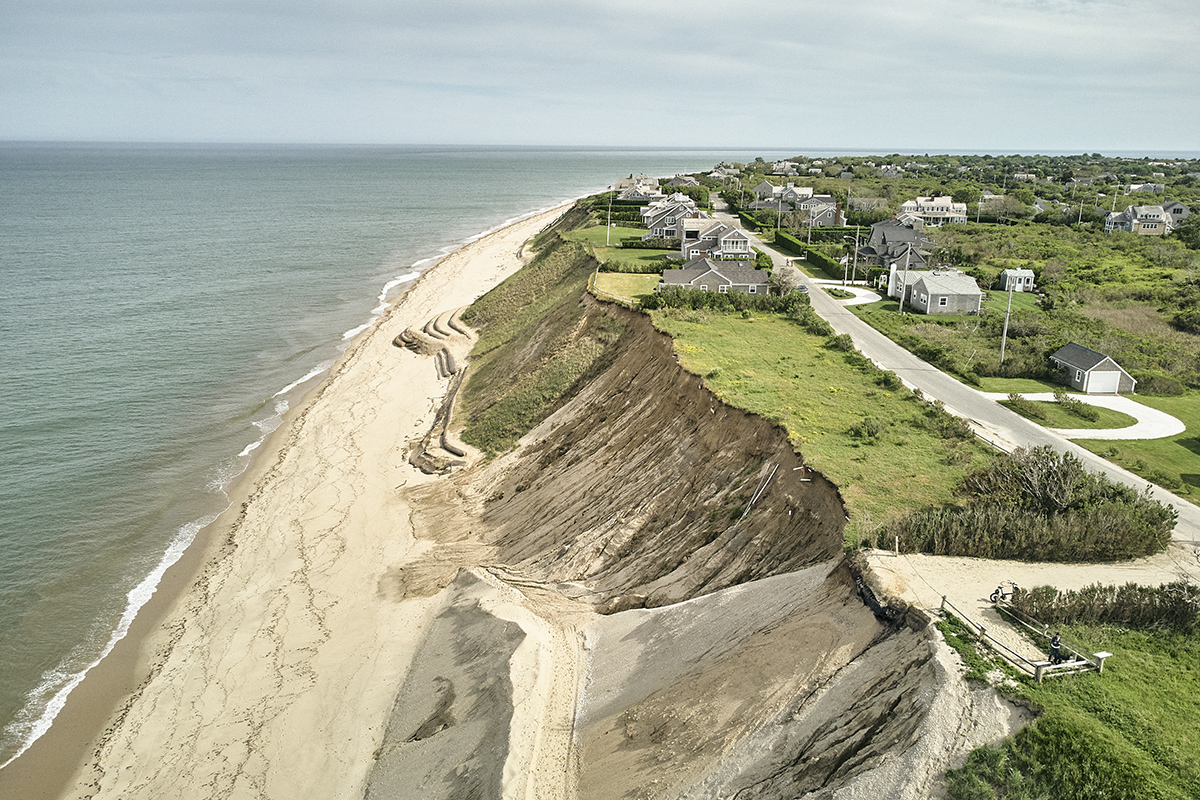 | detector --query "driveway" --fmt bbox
[980,392,1186,440]
[709,200,1199,541]
[809,278,880,307]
